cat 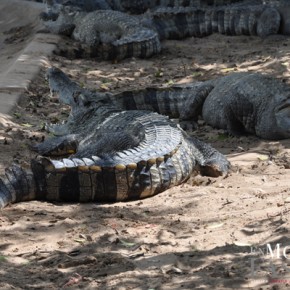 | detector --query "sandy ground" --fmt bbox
[1,4,290,289]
